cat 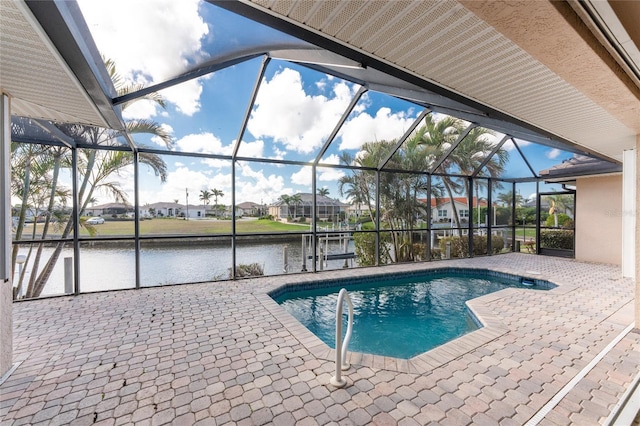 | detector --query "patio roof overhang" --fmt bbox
[0,0,123,130]
[213,0,640,164]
